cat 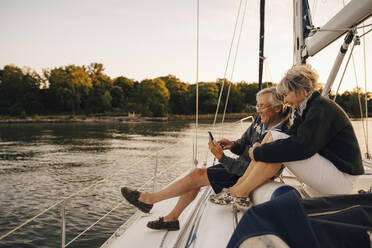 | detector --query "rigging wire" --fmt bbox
[351,46,369,152]
[0,137,188,241]
[221,0,249,134]
[363,25,370,158]
[333,43,355,101]
[360,27,372,38]
[333,30,371,156]
[194,0,199,168]
[212,0,244,129]
[263,57,268,87]
[340,0,370,158]
[264,57,273,87]
[65,156,192,247]
[204,0,245,165]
